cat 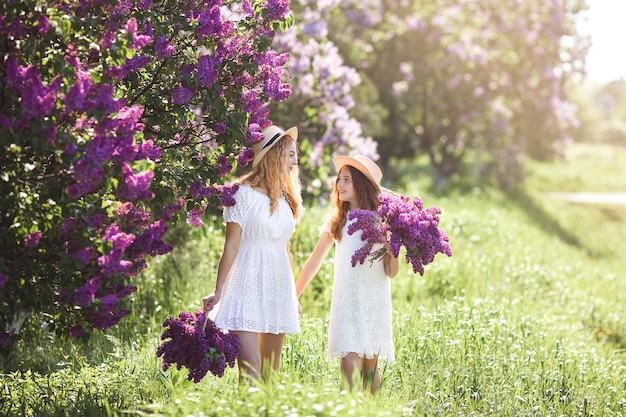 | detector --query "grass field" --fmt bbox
[1,143,625,416]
